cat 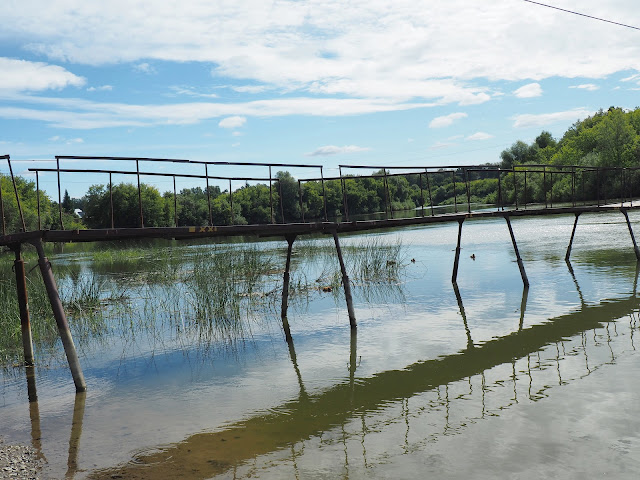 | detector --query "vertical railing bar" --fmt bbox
[229,179,234,225]
[0,164,5,235]
[205,164,213,226]
[109,172,114,229]
[452,170,457,213]
[543,166,547,209]
[36,171,41,230]
[465,168,471,214]
[498,170,503,211]
[320,166,328,222]
[278,179,285,224]
[173,175,178,227]
[136,159,144,228]
[523,170,527,210]
[513,167,518,210]
[419,172,425,217]
[55,156,63,230]
[384,169,392,219]
[425,169,434,216]
[8,157,27,231]
[269,166,274,224]
[298,180,305,223]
